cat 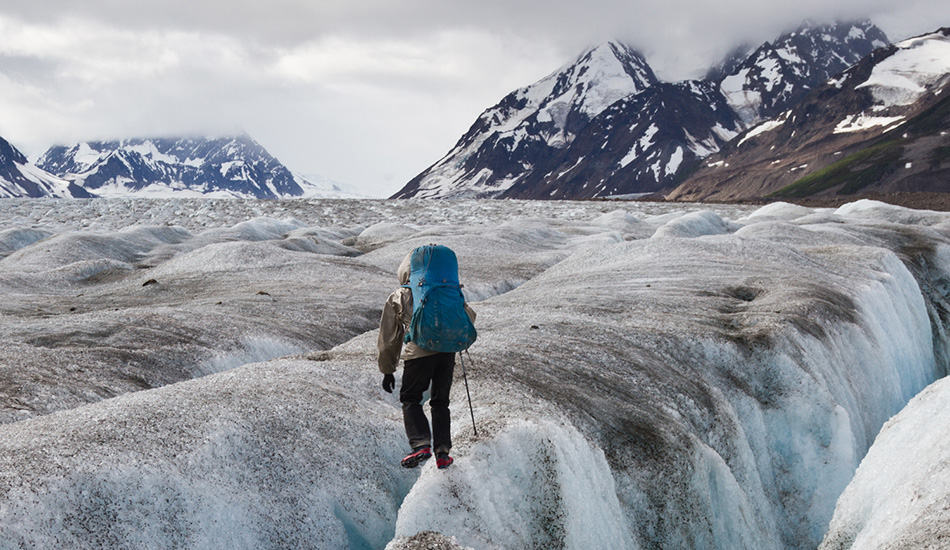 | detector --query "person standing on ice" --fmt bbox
[377,244,477,470]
